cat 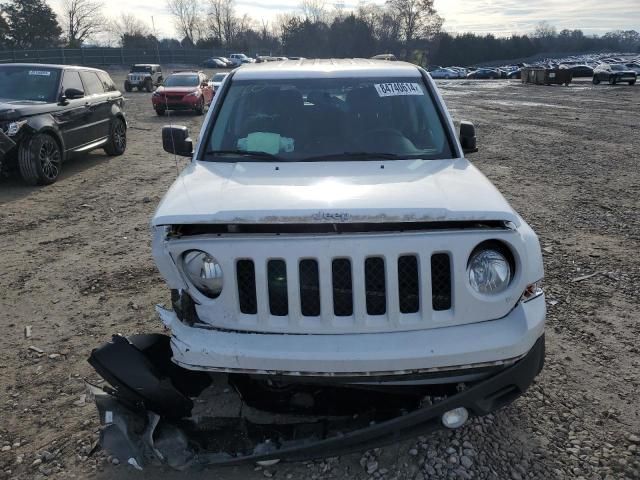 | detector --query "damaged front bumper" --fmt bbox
[87,333,545,470]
